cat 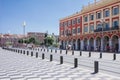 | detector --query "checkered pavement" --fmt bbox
[0,48,120,80]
